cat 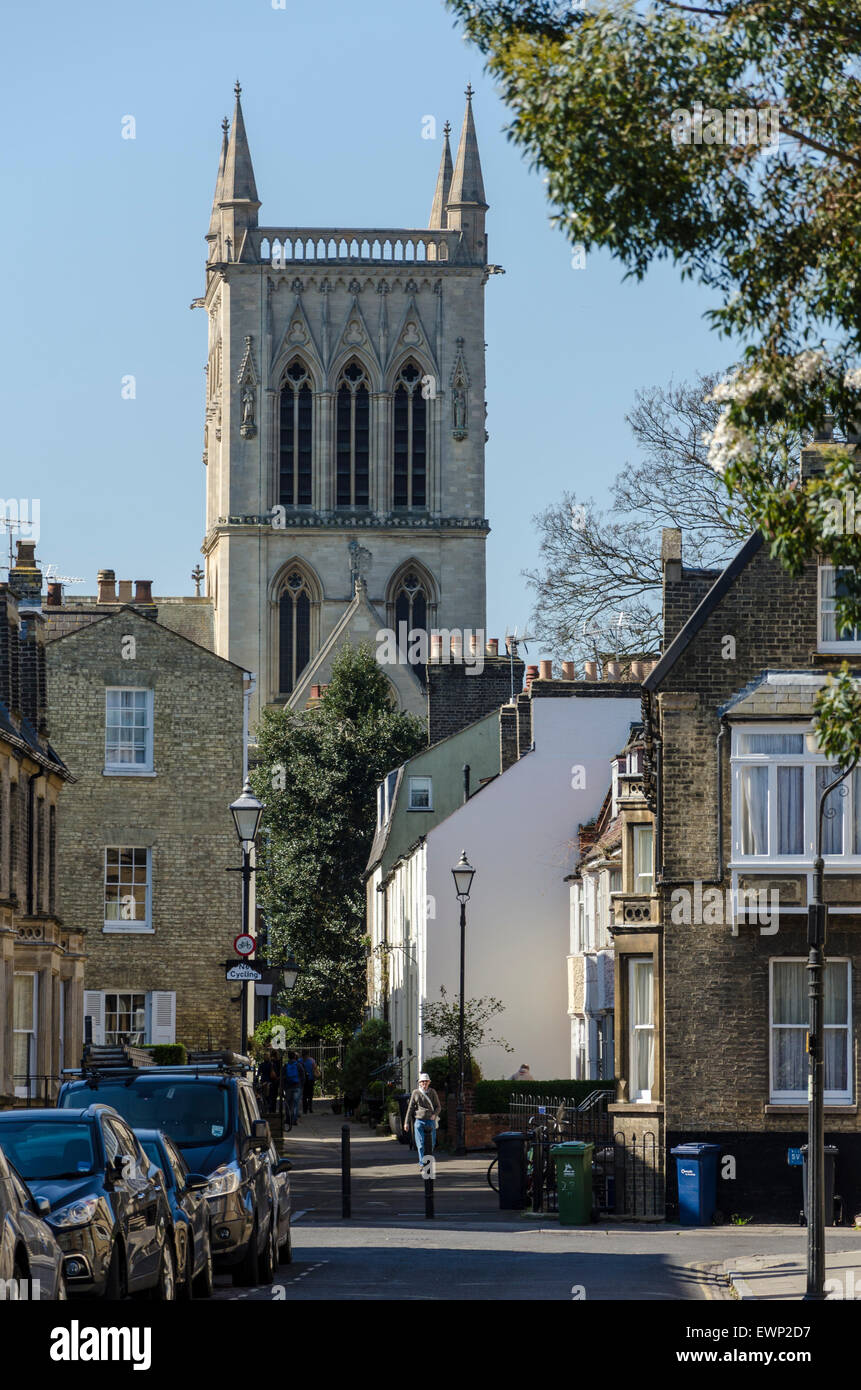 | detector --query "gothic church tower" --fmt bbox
[200,83,495,727]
